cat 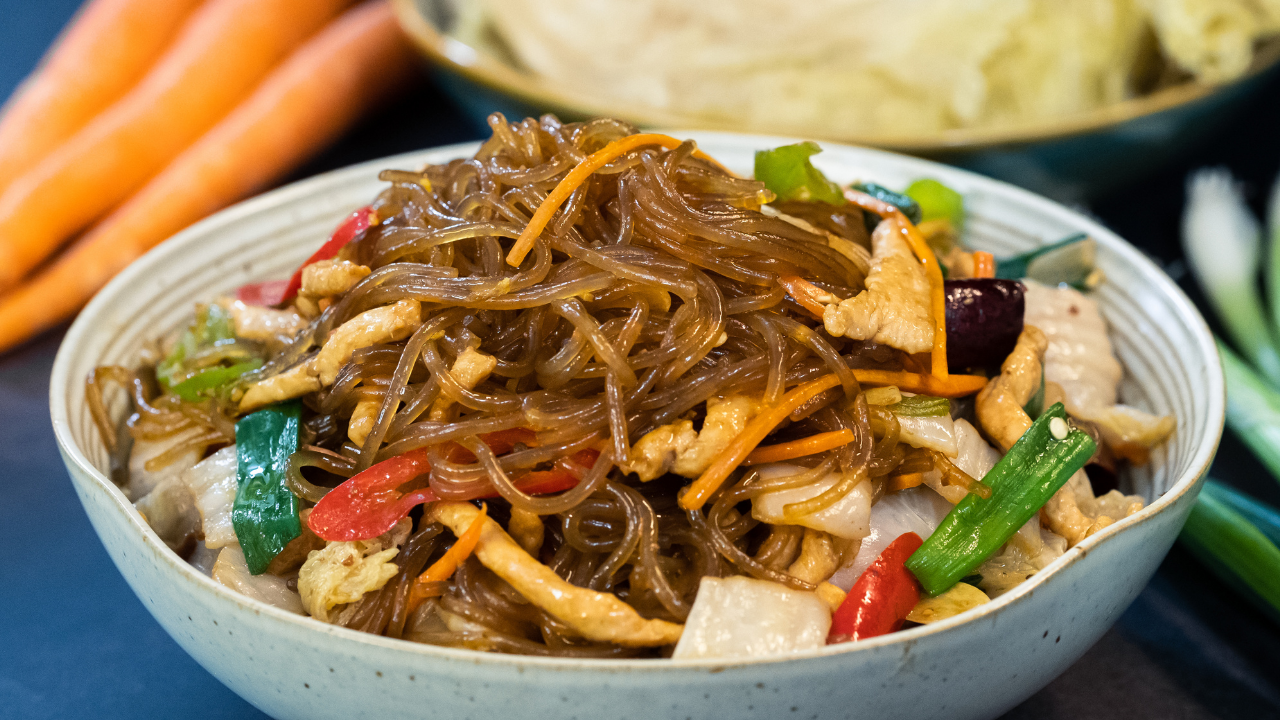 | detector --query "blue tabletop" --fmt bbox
[1,2,1279,719]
